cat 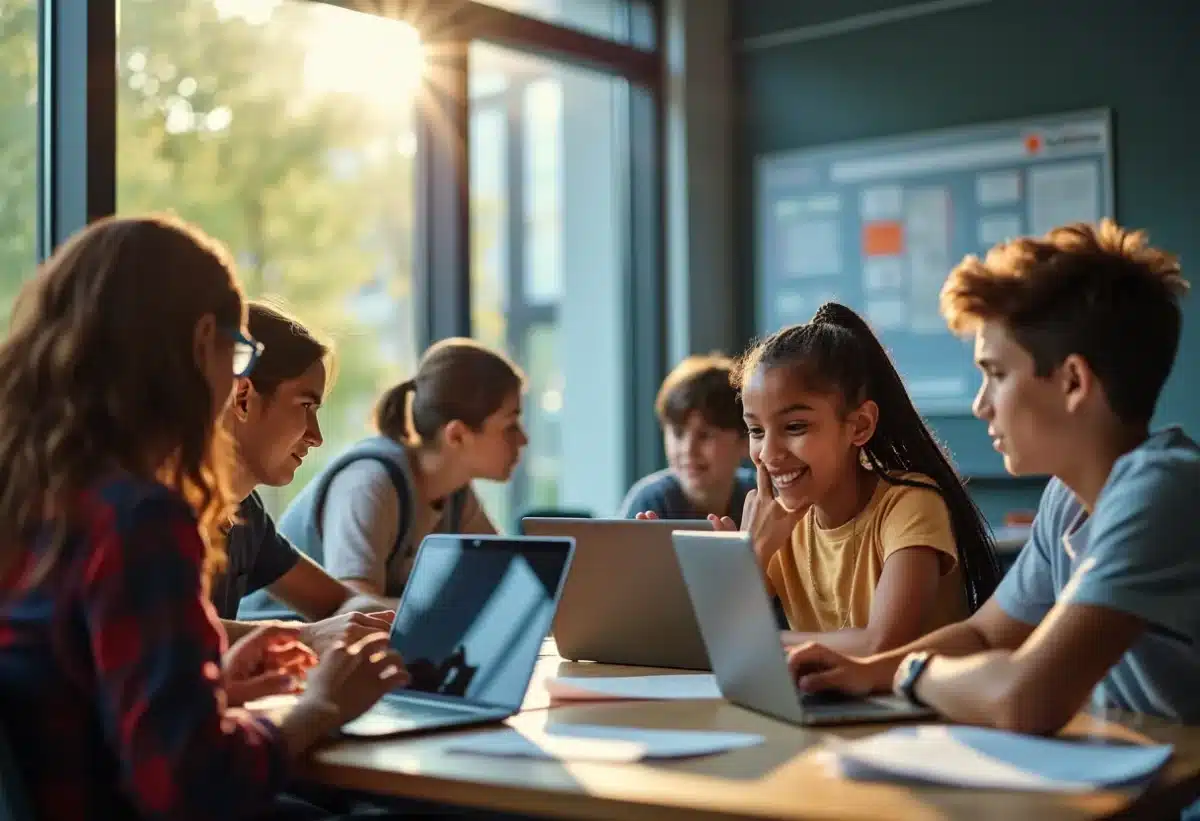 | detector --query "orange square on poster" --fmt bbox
[862,220,904,257]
